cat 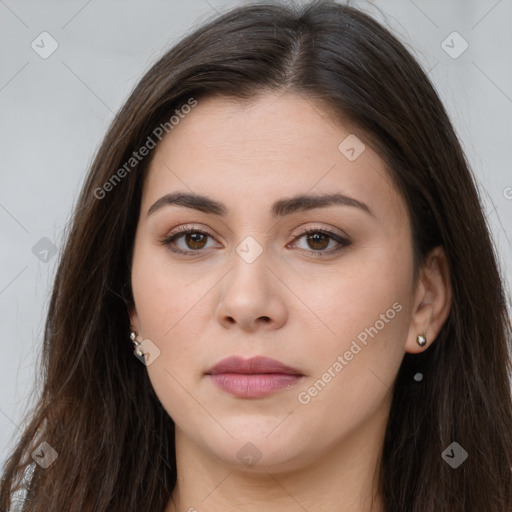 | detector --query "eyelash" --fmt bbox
[159,225,351,257]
